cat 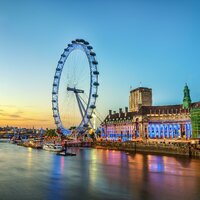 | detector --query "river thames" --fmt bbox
[0,143,200,200]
